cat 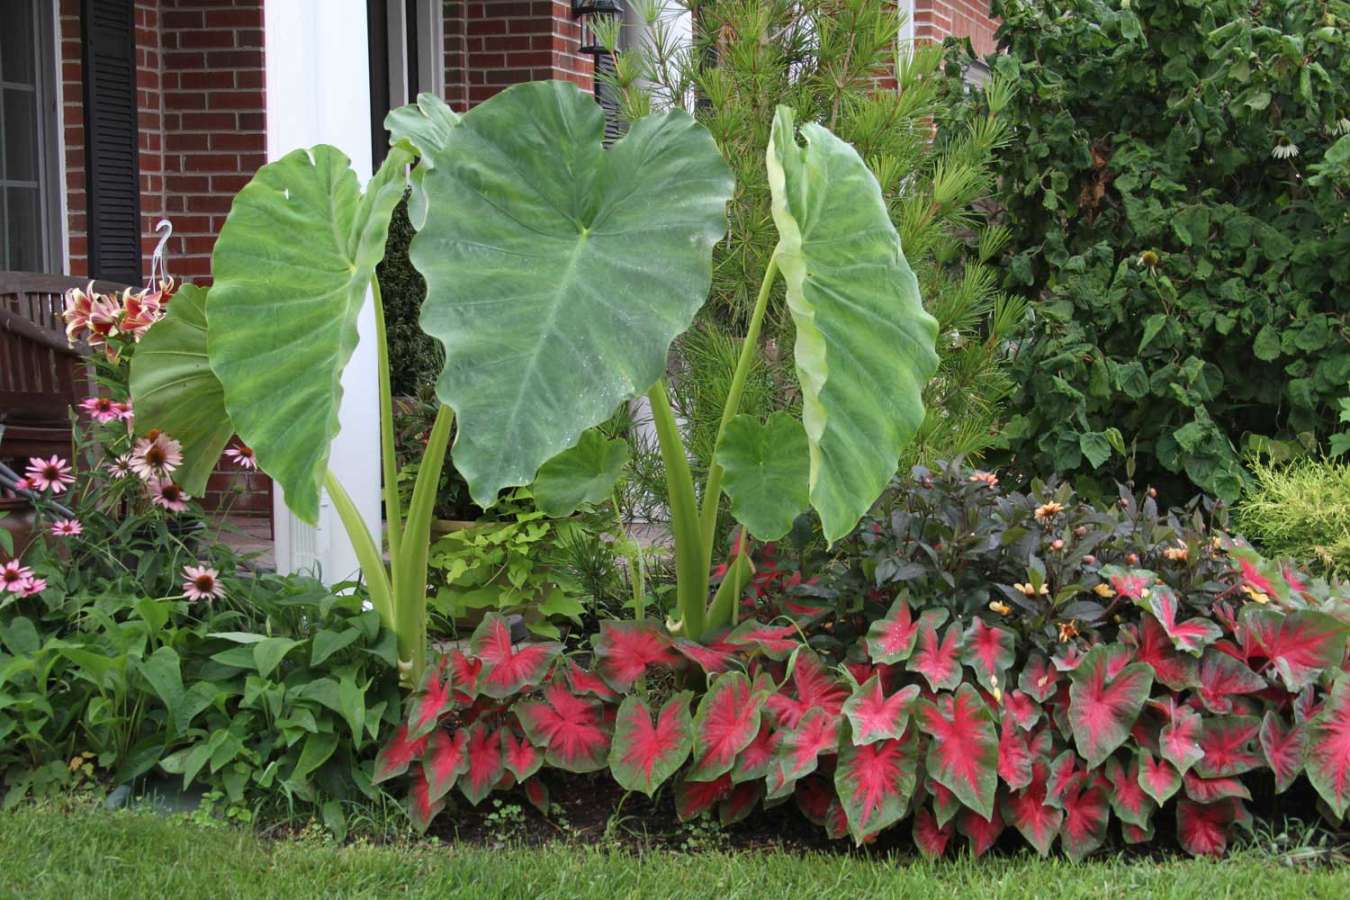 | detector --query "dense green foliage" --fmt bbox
[378,198,441,398]
[1236,456,1350,577]
[985,0,1350,502]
